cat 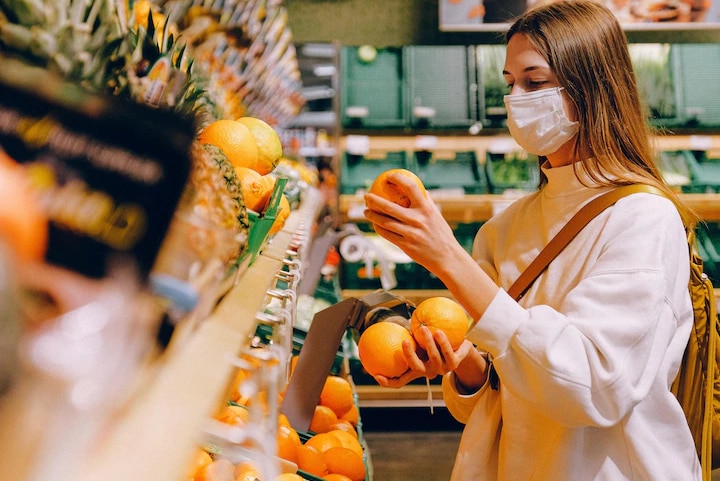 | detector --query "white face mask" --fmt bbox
[504,87,579,156]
